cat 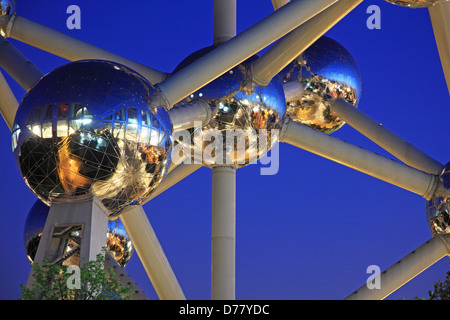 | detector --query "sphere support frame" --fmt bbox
[26,197,110,290]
